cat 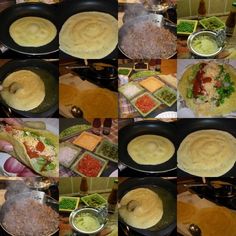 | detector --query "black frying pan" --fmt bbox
[0,192,58,236]
[119,14,176,59]
[59,0,118,59]
[0,59,58,117]
[177,118,236,177]
[118,177,176,236]
[0,3,58,56]
[119,120,177,173]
